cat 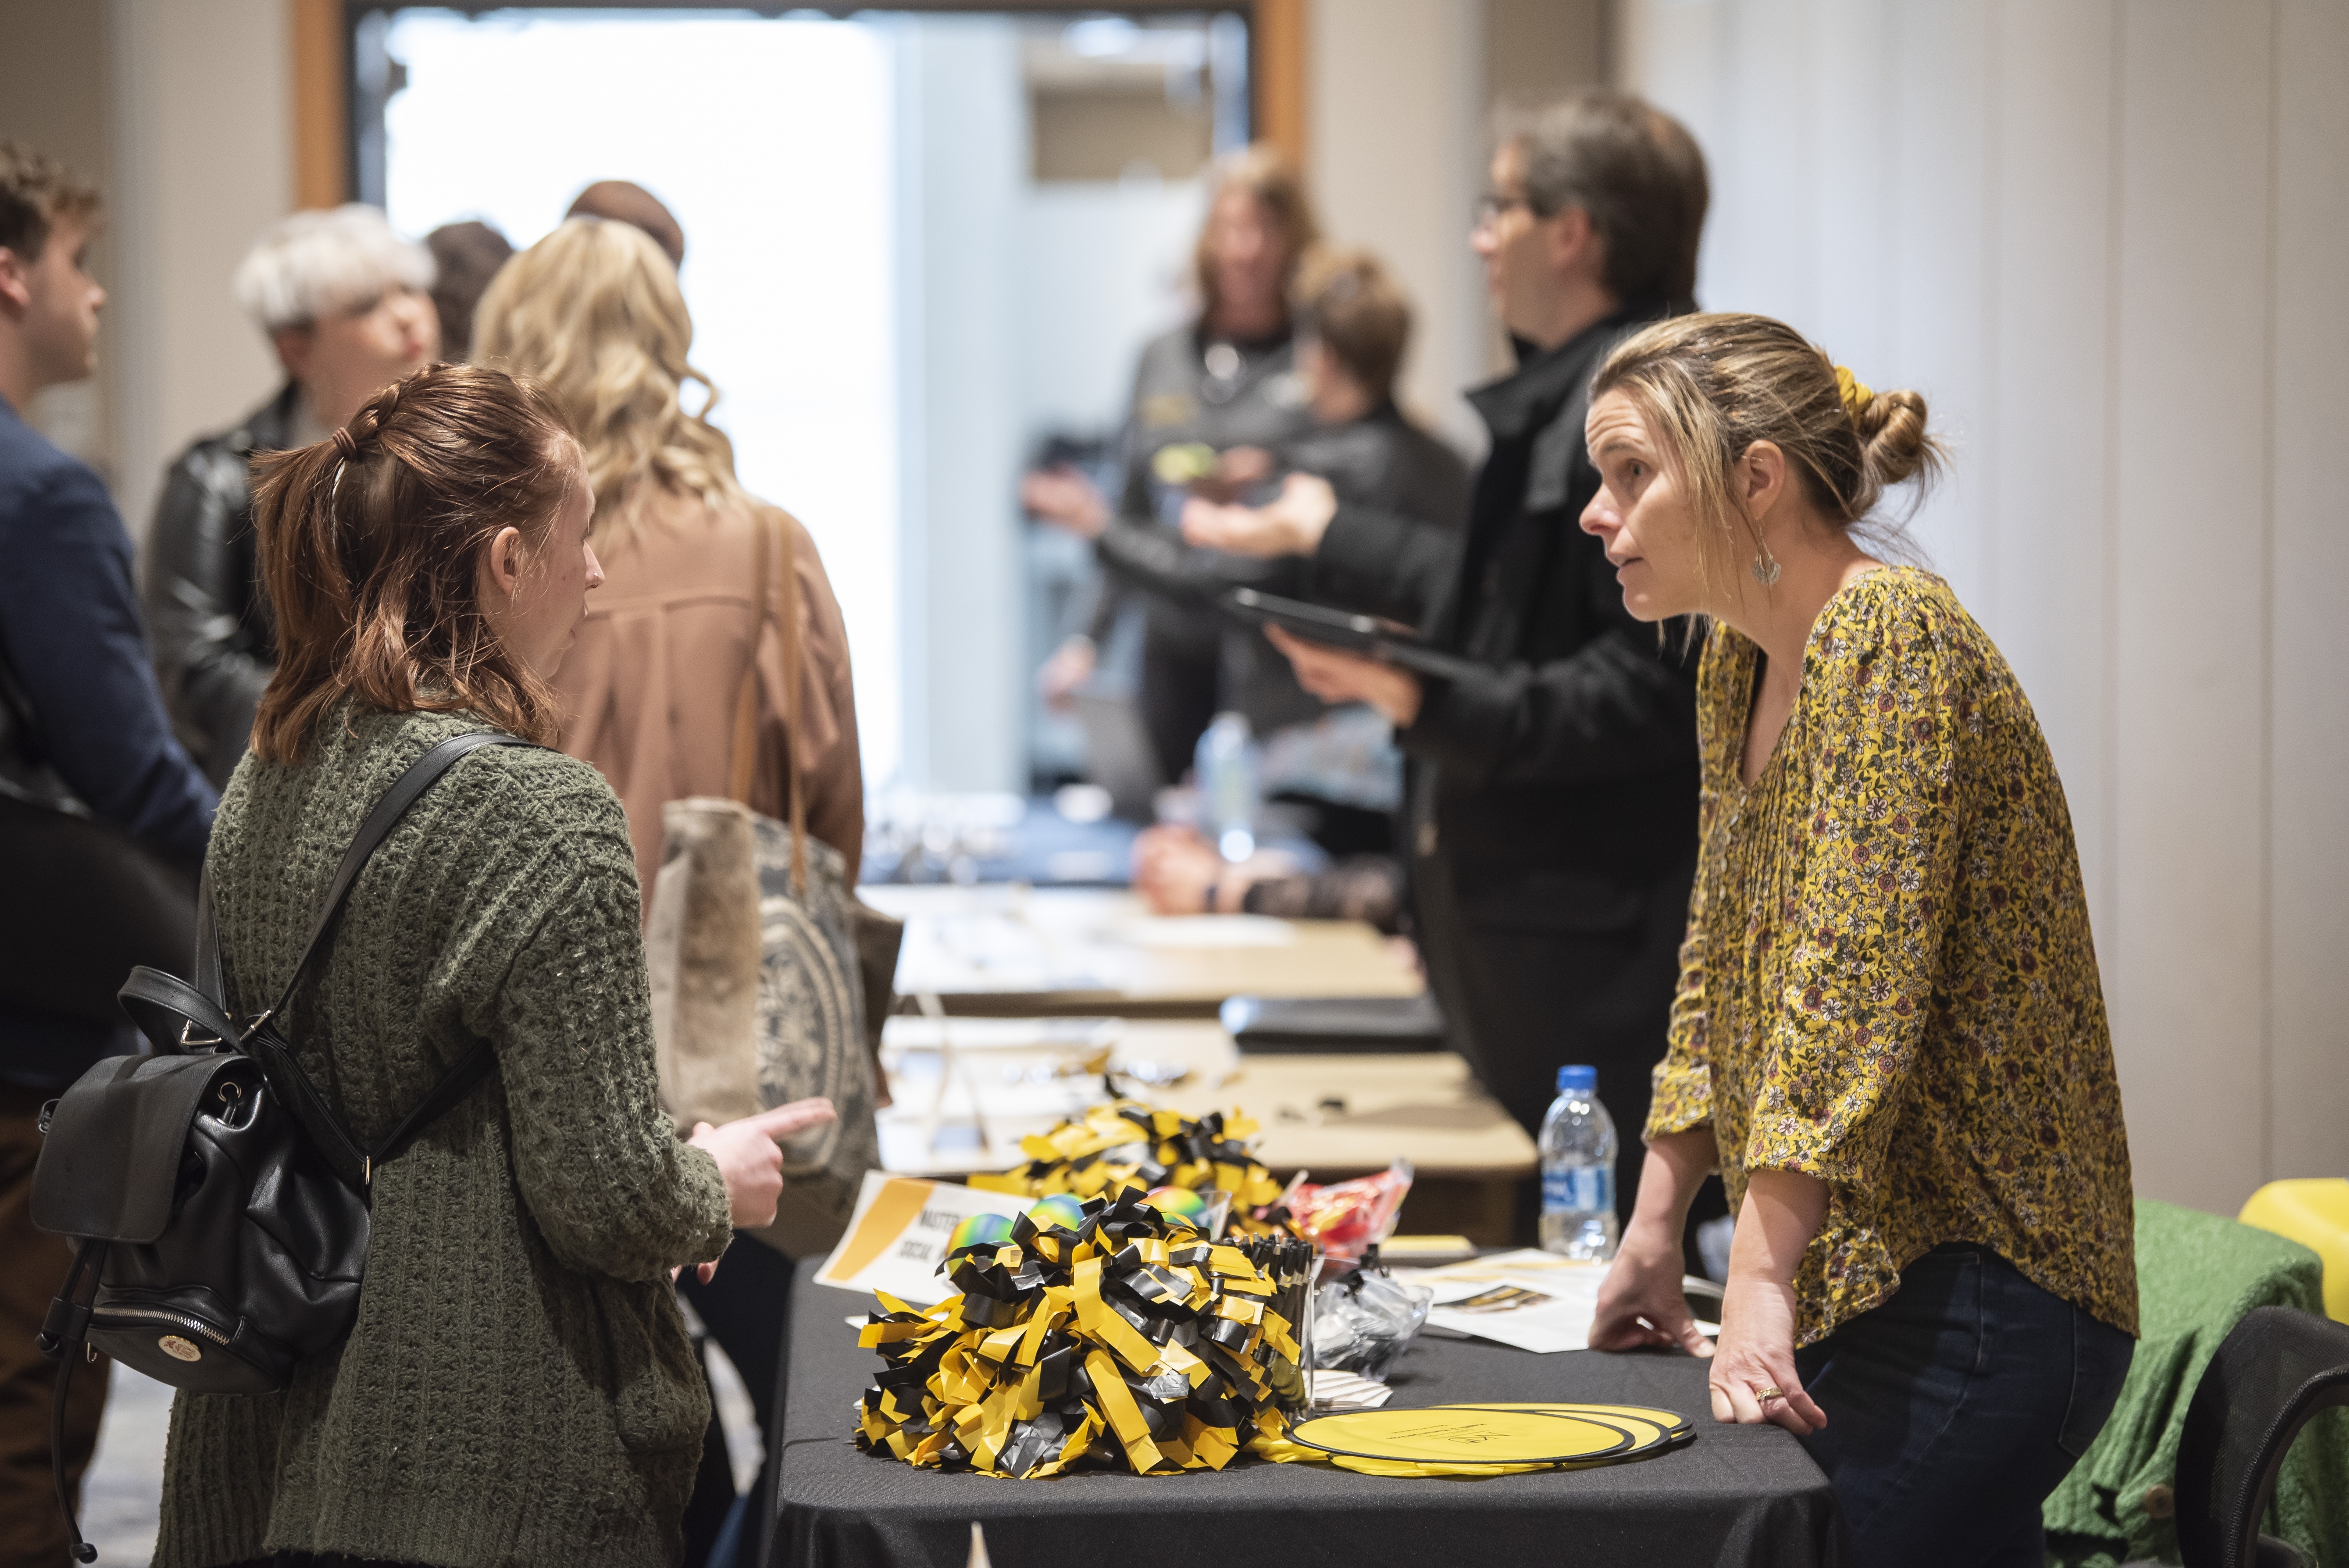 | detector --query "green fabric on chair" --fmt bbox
[2045,1199,2349,1568]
